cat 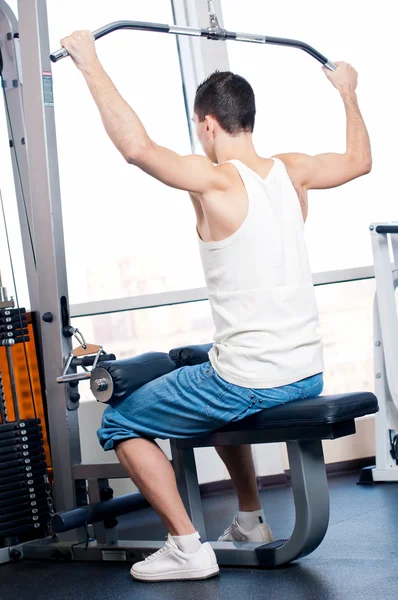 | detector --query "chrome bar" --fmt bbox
[235,32,266,43]
[50,19,335,68]
[56,372,91,384]
[169,25,201,36]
